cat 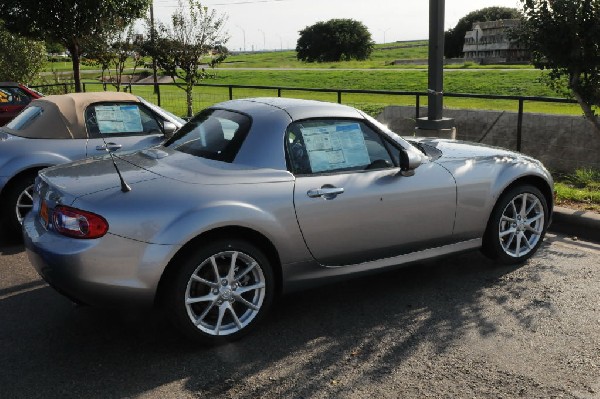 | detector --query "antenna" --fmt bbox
[109,150,132,193]
[95,132,131,192]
